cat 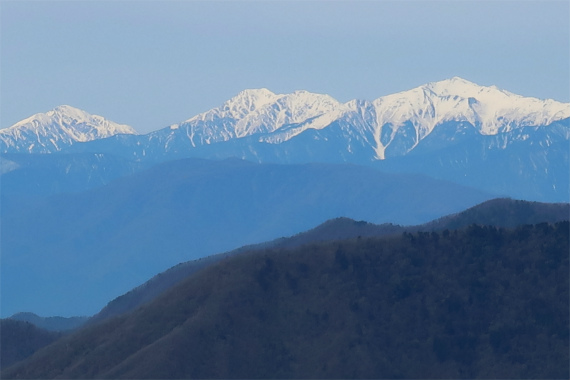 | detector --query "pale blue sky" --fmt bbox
[1,1,569,134]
